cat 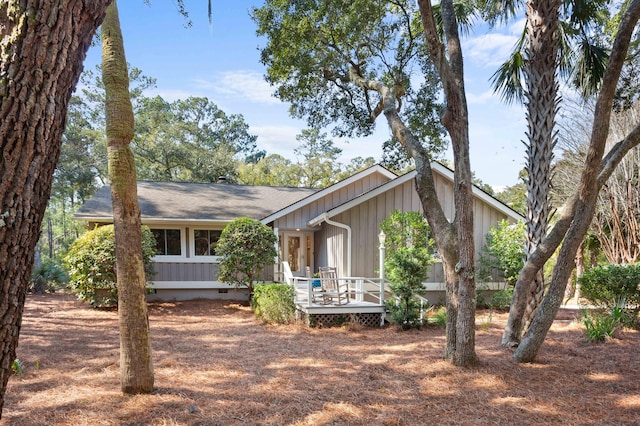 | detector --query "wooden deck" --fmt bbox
[291,277,387,327]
